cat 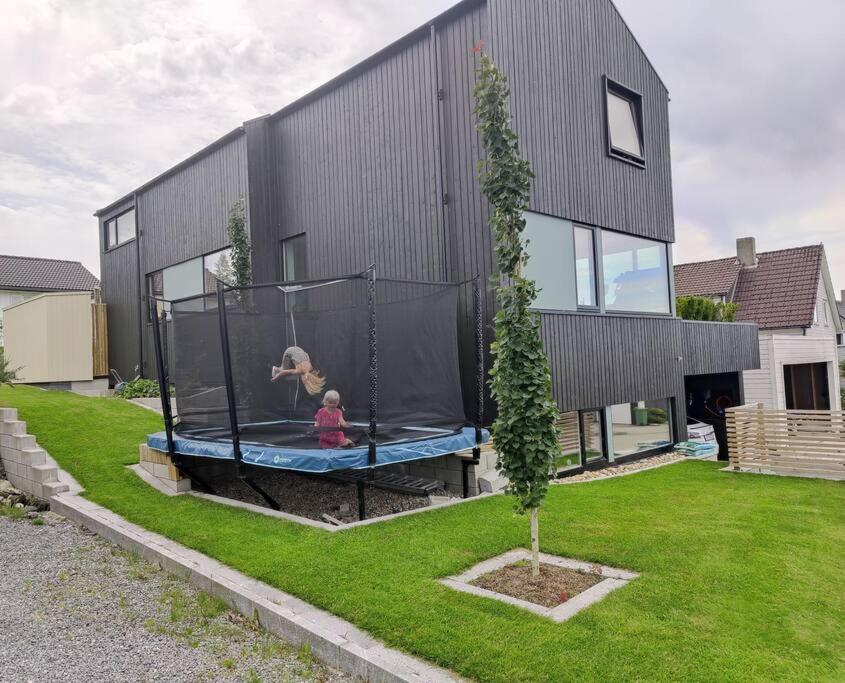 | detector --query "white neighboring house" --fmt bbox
[675,237,842,411]
[0,255,100,347]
